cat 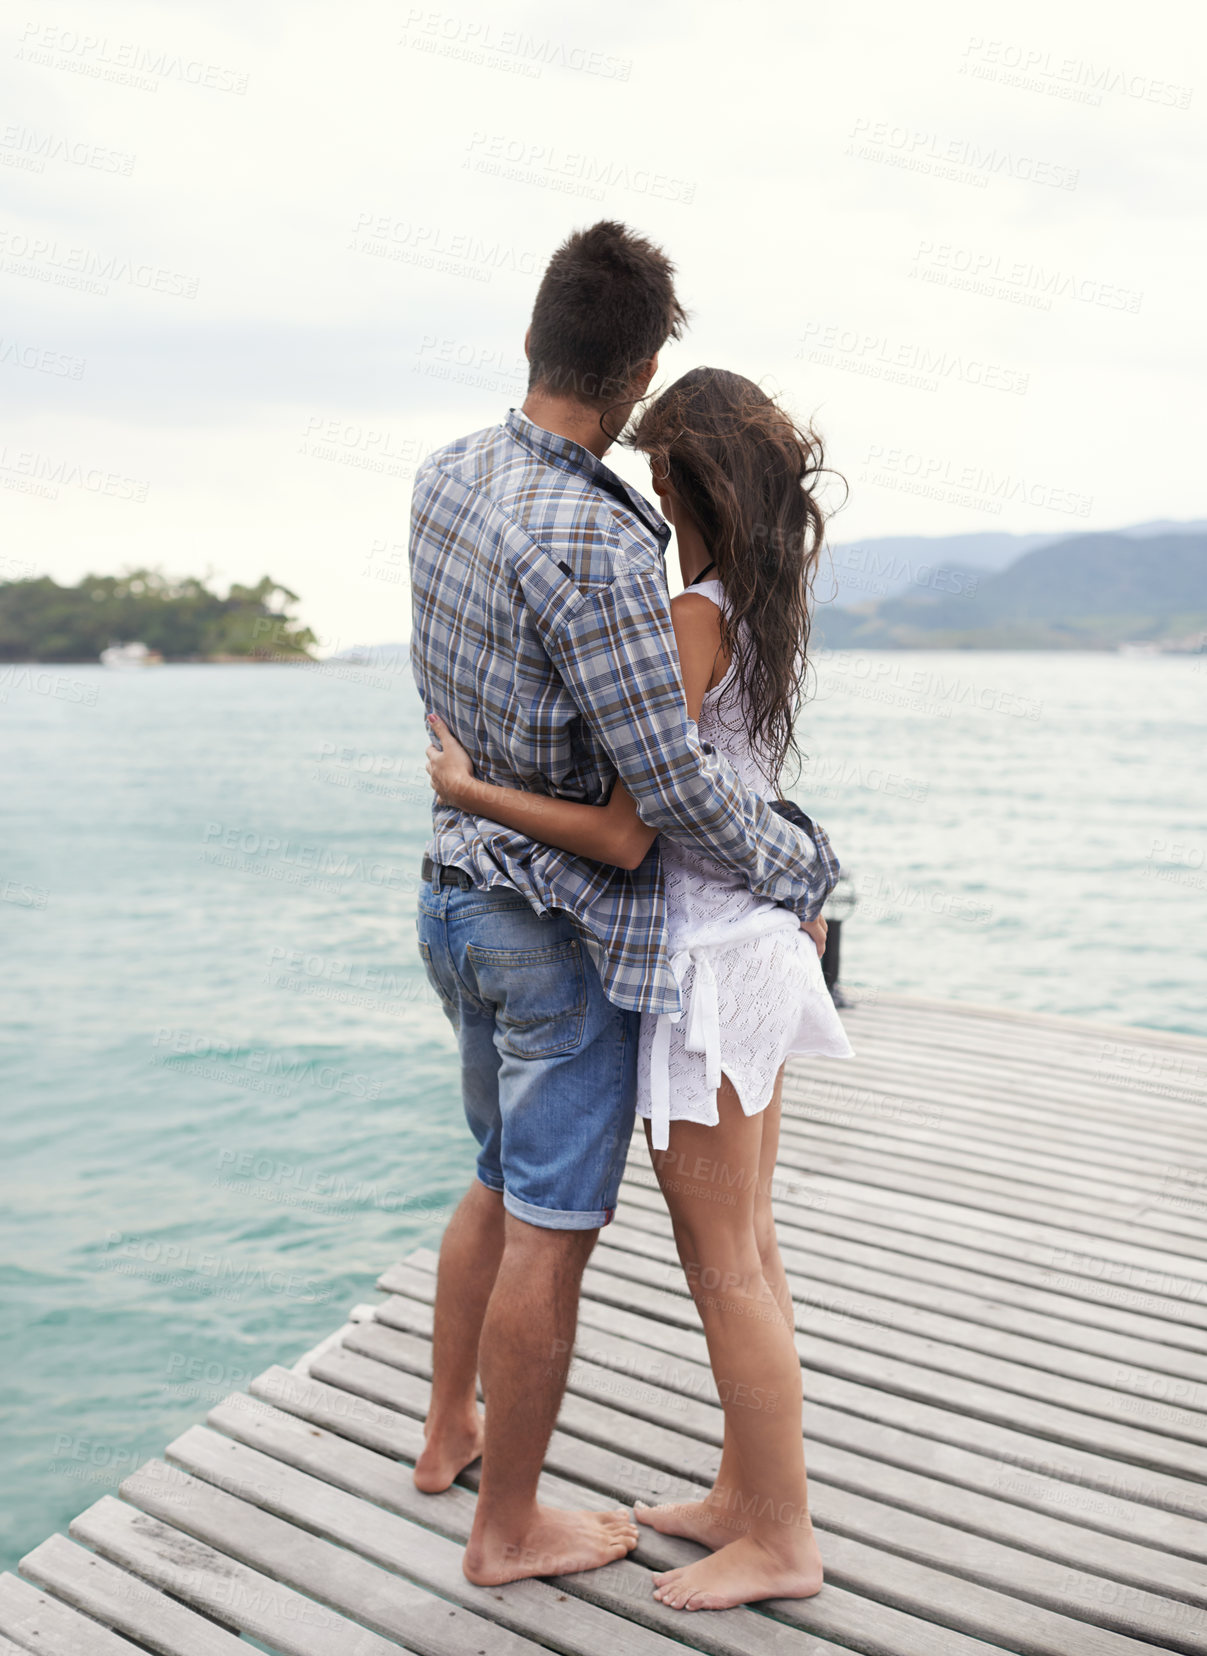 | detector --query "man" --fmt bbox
[408,221,830,1586]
